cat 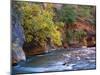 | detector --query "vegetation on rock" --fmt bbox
[12,1,96,55]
